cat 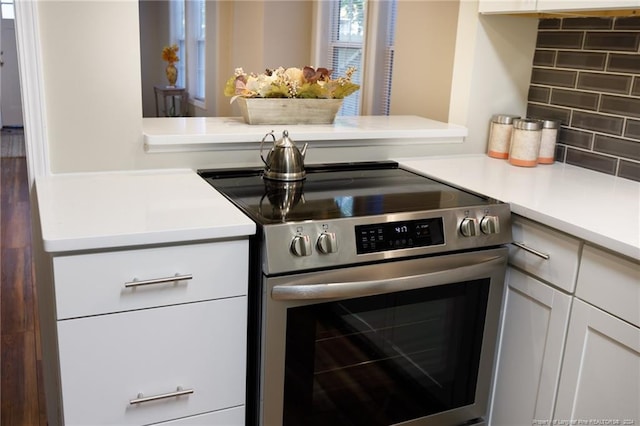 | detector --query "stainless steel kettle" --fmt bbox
[260,130,308,181]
